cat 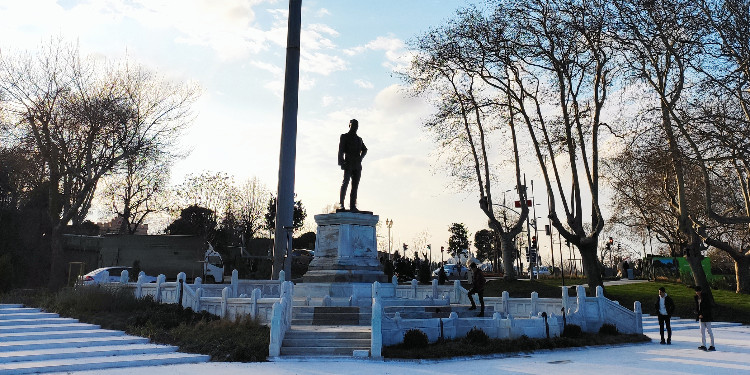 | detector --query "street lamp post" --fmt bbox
[386,218,393,260]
